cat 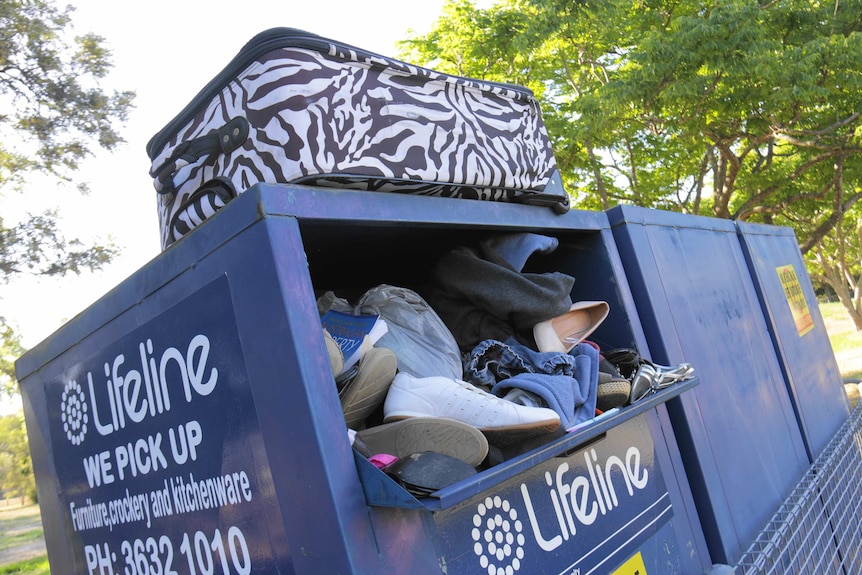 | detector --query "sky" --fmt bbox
[3,0,455,346]
[0,0,457,411]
